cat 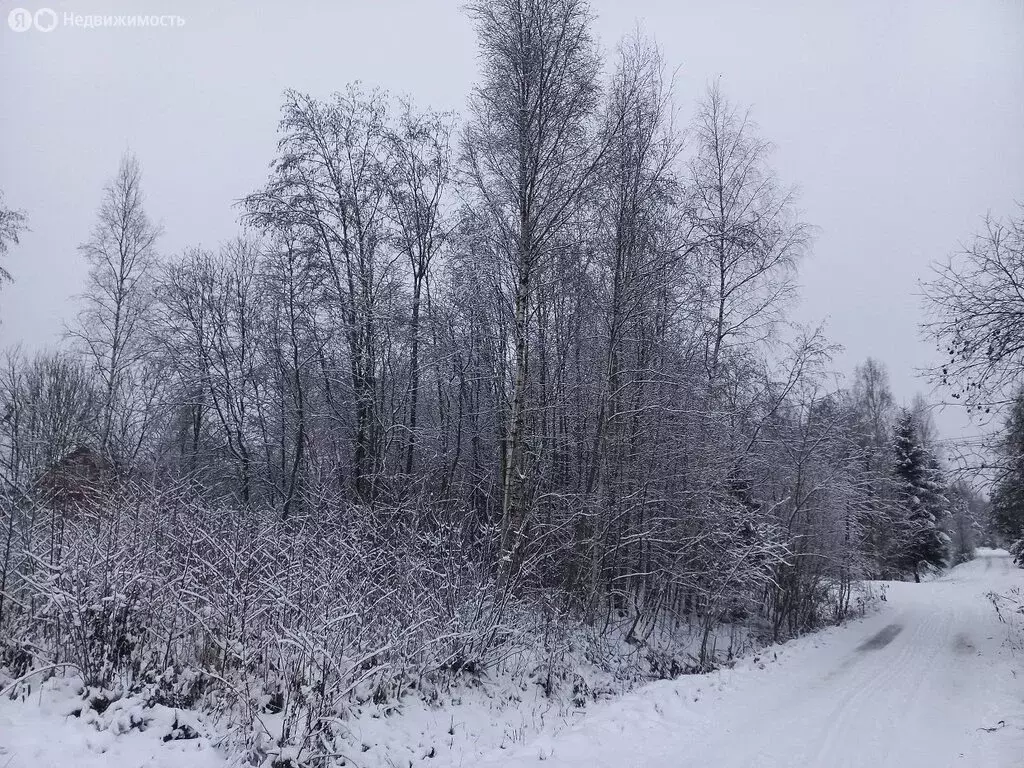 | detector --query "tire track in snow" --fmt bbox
[806,607,936,767]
